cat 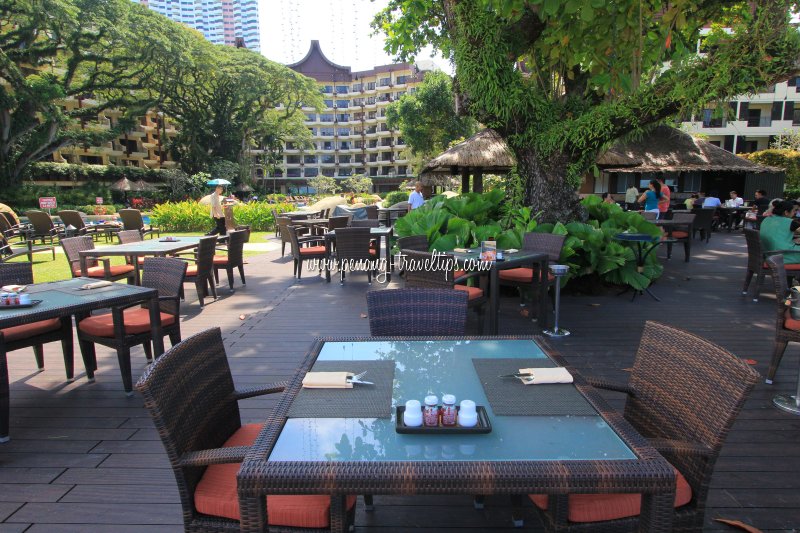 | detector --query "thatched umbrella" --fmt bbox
[420,129,516,193]
[235,183,254,192]
[132,179,157,192]
[110,177,133,191]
